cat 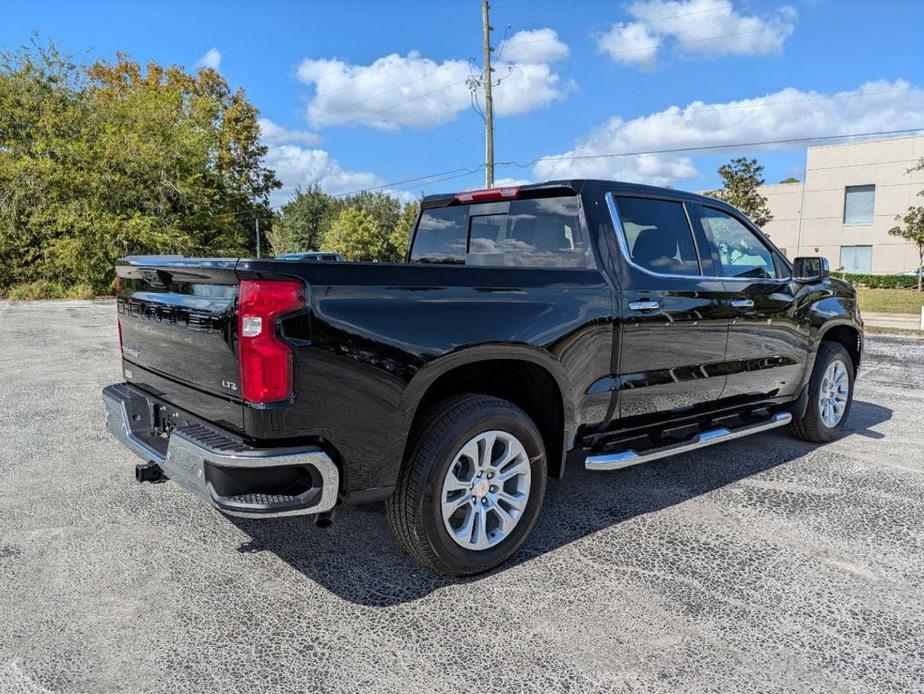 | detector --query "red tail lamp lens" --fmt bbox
[238,280,305,403]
